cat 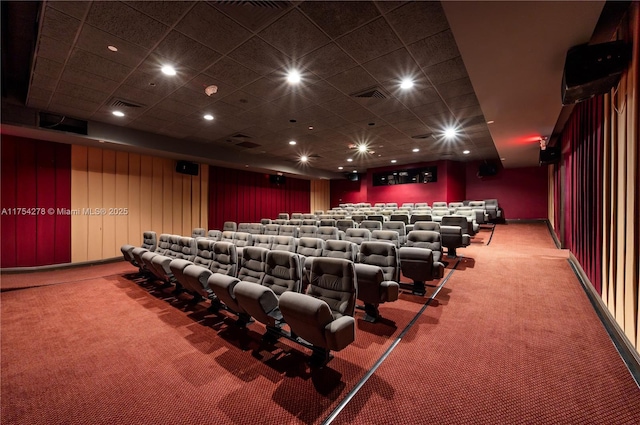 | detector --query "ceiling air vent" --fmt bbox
[351,86,389,99]
[411,133,432,139]
[108,98,145,109]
